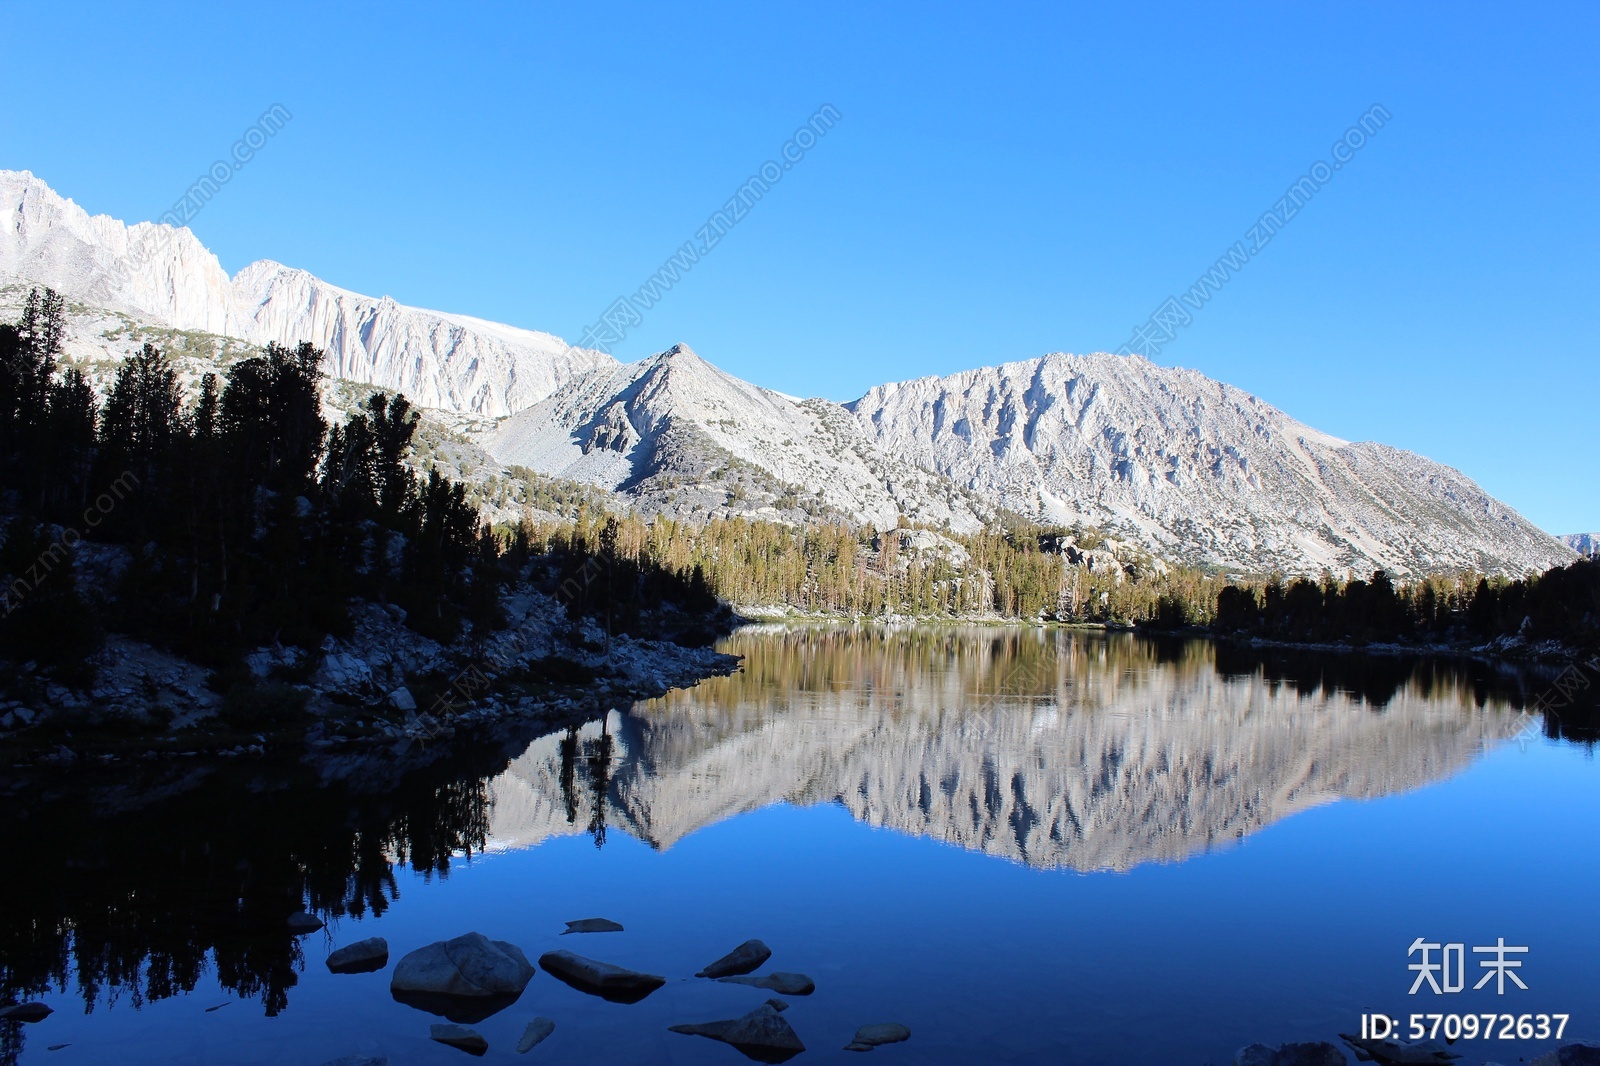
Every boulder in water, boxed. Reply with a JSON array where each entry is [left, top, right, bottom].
[[845, 1023, 911, 1052], [670, 1003, 805, 1063], [537, 950, 665, 1003], [0, 1002, 52, 1023], [717, 972, 814, 996], [327, 937, 389, 974], [391, 933, 536, 1022], [1236, 1043, 1349, 1066], [696, 939, 772, 978], [1530, 1045, 1600, 1066], [517, 1017, 556, 1053], [286, 911, 325, 934], [430, 1023, 489, 1055]]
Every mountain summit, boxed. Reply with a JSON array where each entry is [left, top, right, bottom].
[[847, 353, 1571, 574], [0, 169, 1573, 575], [0, 169, 612, 415]]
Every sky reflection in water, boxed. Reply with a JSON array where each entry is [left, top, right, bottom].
[[4, 627, 1596, 1065]]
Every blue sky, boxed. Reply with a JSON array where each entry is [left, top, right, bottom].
[[2, 2, 1595, 533]]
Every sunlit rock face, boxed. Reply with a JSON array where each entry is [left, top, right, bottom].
[[848, 354, 1572, 576], [0, 170, 613, 416], [485, 628, 1521, 872]]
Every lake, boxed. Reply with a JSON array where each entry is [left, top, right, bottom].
[[3, 626, 1597, 1065]]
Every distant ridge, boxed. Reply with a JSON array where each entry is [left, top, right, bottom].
[[0, 169, 612, 415], [1562, 533, 1599, 558], [0, 169, 1574, 575], [847, 354, 1573, 575]]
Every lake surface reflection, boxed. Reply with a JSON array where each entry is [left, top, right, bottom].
[[491, 628, 1528, 871], [4, 627, 1596, 1065]]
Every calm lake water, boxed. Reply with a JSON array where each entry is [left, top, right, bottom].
[[4, 626, 1598, 1065]]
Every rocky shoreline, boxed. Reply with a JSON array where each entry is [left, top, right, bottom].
[[0, 580, 742, 768]]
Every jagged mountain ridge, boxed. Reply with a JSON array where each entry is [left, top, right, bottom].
[[847, 353, 1572, 575], [484, 629, 1521, 872], [1, 168, 1570, 574], [0, 169, 612, 414], [1562, 533, 1599, 557], [487, 343, 987, 531]]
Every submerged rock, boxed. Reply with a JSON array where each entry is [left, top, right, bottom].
[[317, 1057, 389, 1066], [696, 939, 772, 978], [0, 1002, 52, 1022], [562, 918, 624, 934], [670, 1003, 805, 1063], [538, 950, 665, 1003], [1236, 1043, 1348, 1066], [391, 933, 536, 1022], [1338, 1034, 1457, 1064], [327, 937, 390, 974], [286, 911, 325, 934], [516, 1017, 556, 1053], [845, 1023, 911, 1052], [1531, 1045, 1600, 1066], [430, 1023, 489, 1055], [717, 972, 815, 996]]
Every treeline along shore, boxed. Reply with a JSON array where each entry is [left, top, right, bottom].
[[0, 288, 1594, 755]]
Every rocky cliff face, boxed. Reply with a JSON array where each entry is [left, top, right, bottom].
[[487, 344, 987, 531], [847, 353, 1572, 575], [1562, 533, 1599, 557], [2, 169, 1571, 575], [484, 629, 1521, 872], [0, 170, 612, 415]]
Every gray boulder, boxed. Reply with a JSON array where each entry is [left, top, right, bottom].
[[845, 1023, 911, 1052], [562, 918, 624, 934], [1237, 1043, 1348, 1066], [327, 937, 390, 974], [517, 1017, 556, 1053], [0, 1002, 52, 1022], [1338, 1034, 1457, 1064], [391, 933, 536, 1022], [538, 950, 665, 1003], [697, 939, 772, 978], [430, 1023, 488, 1055], [1532, 1045, 1600, 1066], [286, 911, 325, 934], [718, 972, 815, 996], [670, 1003, 805, 1063]]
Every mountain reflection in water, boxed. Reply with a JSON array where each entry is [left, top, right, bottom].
[[487, 627, 1529, 871], [0, 627, 1576, 1037]]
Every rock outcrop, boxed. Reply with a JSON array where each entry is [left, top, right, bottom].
[[848, 353, 1573, 575]]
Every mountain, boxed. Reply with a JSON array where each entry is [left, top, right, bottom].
[[484, 630, 1521, 872], [488, 343, 987, 530], [1563, 533, 1599, 557], [847, 353, 1573, 575], [0, 169, 611, 414], [1, 169, 1572, 575]]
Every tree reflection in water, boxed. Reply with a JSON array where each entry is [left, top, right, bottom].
[[0, 755, 494, 1033], [0, 627, 1591, 1059]]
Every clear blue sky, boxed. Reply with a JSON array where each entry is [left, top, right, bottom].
[[2, 2, 1595, 534]]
